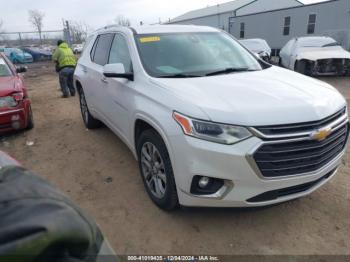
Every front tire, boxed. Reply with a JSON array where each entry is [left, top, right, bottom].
[[137, 129, 179, 210], [26, 105, 34, 130], [278, 58, 283, 67], [78, 88, 102, 129]]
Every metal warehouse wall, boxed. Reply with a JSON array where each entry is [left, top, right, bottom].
[[169, 12, 233, 32], [230, 0, 350, 50], [236, 0, 302, 16]]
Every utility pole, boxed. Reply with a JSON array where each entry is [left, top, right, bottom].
[[62, 19, 72, 46], [65, 20, 72, 46], [18, 32, 23, 47]]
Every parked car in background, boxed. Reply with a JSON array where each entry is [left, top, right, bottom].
[[23, 47, 52, 62], [72, 44, 84, 54], [74, 25, 348, 210], [4, 48, 33, 64], [239, 38, 272, 62], [41, 44, 56, 53], [0, 46, 5, 52], [0, 53, 34, 133], [279, 36, 350, 76]]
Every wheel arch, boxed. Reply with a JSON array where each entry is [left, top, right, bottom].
[[133, 114, 174, 163], [75, 79, 83, 93]]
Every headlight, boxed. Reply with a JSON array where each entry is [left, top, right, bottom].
[[173, 112, 252, 145], [0, 96, 18, 108]]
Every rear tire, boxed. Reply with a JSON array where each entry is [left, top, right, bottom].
[[78, 88, 102, 129], [137, 129, 179, 211]]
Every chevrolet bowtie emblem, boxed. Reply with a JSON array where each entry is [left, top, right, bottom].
[[310, 127, 332, 141]]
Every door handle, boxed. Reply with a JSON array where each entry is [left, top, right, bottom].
[[81, 65, 88, 73], [101, 77, 108, 84]]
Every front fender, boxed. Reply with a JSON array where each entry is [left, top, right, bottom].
[[132, 111, 176, 161]]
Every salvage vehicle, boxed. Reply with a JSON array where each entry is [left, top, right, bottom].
[[0, 53, 34, 133], [74, 25, 348, 210], [279, 36, 350, 76], [23, 47, 52, 62], [4, 48, 33, 64], [72, 44, 84, 54], [239, 38, 272, 62]]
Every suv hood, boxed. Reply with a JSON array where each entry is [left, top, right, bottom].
[[151, 66, 346, 126], [297, 46, 350, 61]]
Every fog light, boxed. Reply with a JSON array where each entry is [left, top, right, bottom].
[[12, 121, 21, 130], [198, 176, 210, 188], [11, 115, 20, 121], [191, 175, 225, 195]]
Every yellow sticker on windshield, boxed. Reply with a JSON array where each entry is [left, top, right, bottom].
[[139, 36, 160, 43]]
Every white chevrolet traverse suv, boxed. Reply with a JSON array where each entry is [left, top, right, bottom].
[[74, 25, 349, 210]]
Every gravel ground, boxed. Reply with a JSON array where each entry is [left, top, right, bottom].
[[1, 62, 349, 255]]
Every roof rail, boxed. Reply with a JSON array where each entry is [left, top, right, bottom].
[[93, 24, 122, 33]]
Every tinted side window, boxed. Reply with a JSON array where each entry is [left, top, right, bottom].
[[108, 34, 133, 73], [93, 34, 114, 66], [90, 36, 99, 60]]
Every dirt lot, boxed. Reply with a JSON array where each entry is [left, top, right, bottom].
[[1, 62, 350, 255]]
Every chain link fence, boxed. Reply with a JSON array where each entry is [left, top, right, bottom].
[[0, 30, 68, 48]]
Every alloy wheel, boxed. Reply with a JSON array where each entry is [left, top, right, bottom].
[[140, 142, 167, 199]]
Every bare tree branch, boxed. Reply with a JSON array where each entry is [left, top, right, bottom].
[[28, 10, 45, 45], [114, 15, 131, 26], [0, 19, 6, 43], [69, 21, 91, 44], [0, 19, 3, 33]]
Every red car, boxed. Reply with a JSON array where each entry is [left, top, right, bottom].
[[0, 52, 33, 134]]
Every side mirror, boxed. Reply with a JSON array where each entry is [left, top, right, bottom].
[[103, 63, 134, 81], [16, 66, 27, 73]]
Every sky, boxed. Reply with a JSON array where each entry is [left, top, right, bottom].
[[0, 0, 328, 32]]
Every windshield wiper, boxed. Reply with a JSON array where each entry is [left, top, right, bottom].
[[157, 74, 203, 78], [205, 67, 251, 76]]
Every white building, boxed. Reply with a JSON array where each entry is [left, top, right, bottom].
[[168, 0, 350, 51]]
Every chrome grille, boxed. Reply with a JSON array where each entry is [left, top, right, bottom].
[[255, 107, 346, 136], [251, 108, 349, 178]]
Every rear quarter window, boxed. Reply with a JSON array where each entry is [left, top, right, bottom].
[[91, 34, 114, 66]]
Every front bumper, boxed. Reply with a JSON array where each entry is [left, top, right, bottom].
[[169, 133, 347, 207], [0, 103, 28, 133]]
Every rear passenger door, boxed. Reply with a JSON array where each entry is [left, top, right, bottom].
[[87, 33, 114, 119]]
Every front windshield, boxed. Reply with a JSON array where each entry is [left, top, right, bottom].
[[136, 32, 263, 78], [0, 58, 12, 77]]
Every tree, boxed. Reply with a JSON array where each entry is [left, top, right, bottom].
[[114, 15, 131, 26], [28, 10, 45, 45], [69, 21, 91, 44], [0, 19, 4, 33], [0, 19, 6, 44]]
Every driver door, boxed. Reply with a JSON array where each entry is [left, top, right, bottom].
[[102, 33, 134, 142]]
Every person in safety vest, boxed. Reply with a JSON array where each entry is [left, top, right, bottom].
[[52, 40, 77, 98]]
